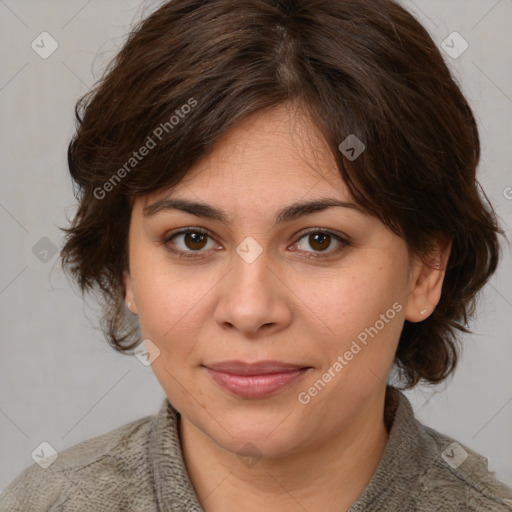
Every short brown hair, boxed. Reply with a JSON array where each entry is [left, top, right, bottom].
[[61, 0, 504, 389]]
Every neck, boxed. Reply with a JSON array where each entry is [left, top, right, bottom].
[[180, 386, 392, 512]]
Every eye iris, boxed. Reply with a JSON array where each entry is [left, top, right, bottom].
[[309, 233, 330, 251], [185, 232, 207, 250]]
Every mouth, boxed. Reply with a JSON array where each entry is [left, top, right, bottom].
[[202, 360, 312, 399]]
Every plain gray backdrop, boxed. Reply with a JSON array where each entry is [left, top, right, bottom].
[[1, 0, 511, 492]]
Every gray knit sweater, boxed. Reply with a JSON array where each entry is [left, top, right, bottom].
[[1, 387, 511, 511]]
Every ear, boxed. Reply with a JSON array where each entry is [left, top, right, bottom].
[[123, 270, 139, 315], [404, 234, 452, 323]]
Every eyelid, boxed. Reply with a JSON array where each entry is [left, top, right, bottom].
[[161, 226, 350, 259], [290, 228, 350, 258], [293, 227, 350, 243], [160, 226, 220, 250]]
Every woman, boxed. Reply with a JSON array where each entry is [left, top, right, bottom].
[[1, 0, 511, 510]]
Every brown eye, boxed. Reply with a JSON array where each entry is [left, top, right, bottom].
[[161, 228, 349, 261], [162, 228, 218, 259], [308, 232, 331, 252], [182, 232, 208, 250], [294, 230, 350, 259]]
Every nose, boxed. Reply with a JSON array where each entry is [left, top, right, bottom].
[[213, 245, 293, 339]]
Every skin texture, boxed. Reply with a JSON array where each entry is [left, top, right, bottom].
[[124, 103, 451, 511]]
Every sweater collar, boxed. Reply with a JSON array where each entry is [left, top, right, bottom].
[[149, 398, 204, 512], [149, 386, 433, 512], [347, 386, 437, 510]]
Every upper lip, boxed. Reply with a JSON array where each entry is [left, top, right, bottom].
[[204, 360, 310, 375]]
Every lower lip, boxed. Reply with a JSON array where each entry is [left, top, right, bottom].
[[204, 367, 310, 399]]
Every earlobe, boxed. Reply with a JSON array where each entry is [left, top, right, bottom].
[[404, 235, 452, 323], [123, 270, 138, 315]]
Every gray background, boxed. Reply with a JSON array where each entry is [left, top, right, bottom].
[[1, 0, 511, 492]]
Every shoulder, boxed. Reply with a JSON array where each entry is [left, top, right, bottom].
[[0, 413, 157, 512], [415, 423, 512, 511], [379, 388, 512, 511]]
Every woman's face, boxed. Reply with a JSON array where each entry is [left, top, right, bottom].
[[124, 103, 443, 460]]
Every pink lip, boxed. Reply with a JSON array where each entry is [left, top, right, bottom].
[[203, 360, 311, 399]]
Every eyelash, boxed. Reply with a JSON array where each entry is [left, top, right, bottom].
[[160, 227, 350, 260]]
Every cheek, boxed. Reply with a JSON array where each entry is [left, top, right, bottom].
[[291, 261, 407, 390], [292, 263, 405, 337], [135, 271, 208, 342], [129, 233, 201, 324], [131, 257, 232, 377]]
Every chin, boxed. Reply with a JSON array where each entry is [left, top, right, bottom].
[[208, 416, 304, 460]]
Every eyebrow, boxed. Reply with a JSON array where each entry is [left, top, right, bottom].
[[143, 197, 366, 225]]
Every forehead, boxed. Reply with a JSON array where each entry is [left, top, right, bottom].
[[144, 103, 353, 207]]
